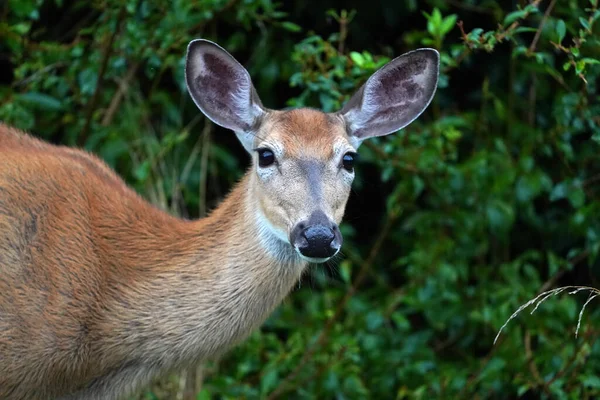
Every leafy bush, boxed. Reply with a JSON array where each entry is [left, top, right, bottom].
[[1, 0, 599, 398]]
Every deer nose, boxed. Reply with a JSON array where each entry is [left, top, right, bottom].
[[299, 225, 336, 258], [290, 211, 342, 261]]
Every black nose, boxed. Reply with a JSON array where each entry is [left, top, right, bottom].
[[290, 210, 342, 260], [299, 225, 336, 258]]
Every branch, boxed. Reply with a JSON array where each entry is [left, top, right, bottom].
[[538, 248, 591, 293], [525, 330, 553, 396], [101, 61, 140, 126], [266, 213, 398, 399], [528, 0, 557, 53], [457, 336, 504, 397]]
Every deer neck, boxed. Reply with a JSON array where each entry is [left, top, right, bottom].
[[100, 171, 307, 367]]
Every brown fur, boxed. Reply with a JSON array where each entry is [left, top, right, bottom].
[[267, 109, 343, 158], [0, 39, 439, 398], [0, 110, 353, 400]]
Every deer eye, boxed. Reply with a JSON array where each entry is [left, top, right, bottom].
[[256, 148, 276, 167], [342, 152, 357, 172]]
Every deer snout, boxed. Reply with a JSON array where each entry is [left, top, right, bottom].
[[290, 210, 342, 262]]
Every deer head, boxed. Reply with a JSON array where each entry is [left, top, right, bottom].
[[185, 39, 439, 263]]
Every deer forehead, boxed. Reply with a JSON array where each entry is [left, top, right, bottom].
[[257, 108, 353, 160]]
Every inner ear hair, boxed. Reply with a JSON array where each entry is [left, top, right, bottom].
[[340, 48, 440, 141], [185, 39, 266, 135]]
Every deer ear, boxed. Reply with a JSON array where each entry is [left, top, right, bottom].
[[185, 39, 266, 151], [340, 49, 439, 143]]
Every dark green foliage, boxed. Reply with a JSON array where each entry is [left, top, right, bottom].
[[1, 0, 600, 398]]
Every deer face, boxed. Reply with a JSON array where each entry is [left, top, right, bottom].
[[185, 39, 439, 262], [247, 109, 354, 262]]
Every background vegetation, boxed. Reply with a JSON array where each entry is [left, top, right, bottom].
[[1, 0, 600, 398]]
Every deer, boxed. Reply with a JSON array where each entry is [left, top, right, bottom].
[[0, 39, 439, 399]]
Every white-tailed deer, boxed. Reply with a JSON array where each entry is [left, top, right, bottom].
[[0, 39, 439, 399]]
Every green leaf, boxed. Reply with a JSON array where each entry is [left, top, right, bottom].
[[556, 19, 566, 43], [339, 260, 352, 284], [592, 131, 600, 144], [583, 57, 600, 65], [443, 127, 462, 141], [567, 186, 586, 208], [579, 17, 591, 31], [516, 172, 551, 202], [517, 384, 531, 397], [11, 23, 31, 35], [523, 4, 539, 13], [196, 389, 211, 400], [550, 181, 569, 201], [78, 68, 98, 95], [581, 375, 600, 388], [547, 252, 563, 276], [17, 92, 63, 111], [513, 27, 539, 33], [350, 51, 365, 67], [260, 369, 278, 394], [440, 14, 457, 36], [486, 199, 515, 233], [512, 45, 528, 57], [425, 8, 443, 36], [8, 0, 37, 17], [551, 179, 585, 208], [432, 8, 442, 25], [504, 10, 528, 25], [468, 28, 484, 41], [281, 21, 301, 32], [133, 160, 151, 182]]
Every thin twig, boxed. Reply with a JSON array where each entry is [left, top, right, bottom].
[[58, 10, 100, 43], [524, 330, 553, 396], [547, 328, 598, 387], [583, 173, 600, 187], [457, 21, 471, 48], [179, 129, 204, 190], [458, 336, 504, 397], [538, 248, 591, 293], [528, 0, 557, 53], [79, 6, 126, 146], [282, 345, 347, 394], [363, 141, 420, 173], [14, 62, 66, 87], [336, 11, 352, 54], [198, 122, 212, 217], [101, 61, 141, 126], [528, 73, 536, 126], [190, 0, 239, 32], [447, 0, 496, 14]]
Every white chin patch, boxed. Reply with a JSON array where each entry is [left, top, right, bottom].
[[294, 247, 337, 264]]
